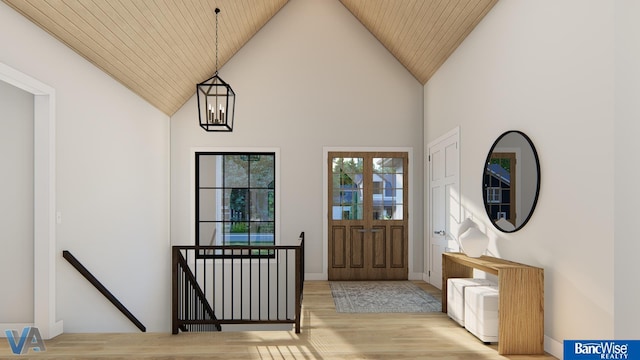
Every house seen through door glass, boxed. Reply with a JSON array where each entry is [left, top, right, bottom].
[[196, 152, 275, 251], [331, 156, 404, 221], [372, 157, 404, 220], [332, 157, 364, 220]]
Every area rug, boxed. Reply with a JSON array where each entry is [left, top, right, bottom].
[[330, 281, 441, 313]]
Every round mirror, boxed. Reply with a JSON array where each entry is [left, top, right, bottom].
[[482, 130, 540, 232]]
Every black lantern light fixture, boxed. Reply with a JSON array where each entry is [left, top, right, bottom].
[[197, 8, 235, 132]]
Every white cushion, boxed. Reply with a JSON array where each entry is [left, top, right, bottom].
[[447, 278, 496, 326], [464, 285, 499, 343]]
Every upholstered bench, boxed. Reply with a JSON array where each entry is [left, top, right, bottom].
[[447, 278, 496, 326], [464, 285, 499, 343]]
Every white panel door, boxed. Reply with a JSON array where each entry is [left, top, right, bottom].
[[427, 128, 460, 289]]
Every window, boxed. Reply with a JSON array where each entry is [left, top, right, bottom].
[[373, 181, 383, 195], [196, 152, 275, 248], [486, 187, 502, 203]]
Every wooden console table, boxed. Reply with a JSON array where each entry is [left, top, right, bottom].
[[442, 252, 544, 355]]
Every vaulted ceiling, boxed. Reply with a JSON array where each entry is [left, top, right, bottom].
[[2, 0, 497, 116]]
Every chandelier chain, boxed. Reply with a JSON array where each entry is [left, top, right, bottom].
[[215, 8, 219, 75]]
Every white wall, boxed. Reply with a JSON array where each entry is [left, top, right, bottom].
[[425, 0, 615, 355], [170, 0, 424, 277], [614, 0, 640, 339], [0, 2, 170, 332], [0, 80, 34, 323]]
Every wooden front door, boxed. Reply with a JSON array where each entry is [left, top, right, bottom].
[[328, 152, 408, 280]]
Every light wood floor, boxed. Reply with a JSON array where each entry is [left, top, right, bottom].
[[0, 281, 557, 359]]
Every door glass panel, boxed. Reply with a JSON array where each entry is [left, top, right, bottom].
[[332, 157, 363, 220], [372, 158, 403, 220]]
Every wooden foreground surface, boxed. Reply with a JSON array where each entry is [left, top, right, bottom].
[[0, 281, 557, 359]]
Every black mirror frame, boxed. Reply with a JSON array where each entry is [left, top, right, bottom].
[[482, 130, 541, 233]]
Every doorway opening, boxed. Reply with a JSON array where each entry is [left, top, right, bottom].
[[0, 63, 62, 339]]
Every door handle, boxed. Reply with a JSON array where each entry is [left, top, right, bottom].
[[434, 230, 445, 236], [370, 229, 382, 233]]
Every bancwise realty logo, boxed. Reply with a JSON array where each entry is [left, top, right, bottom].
[[4, 327, 46, 355], [564, 340, 640, 360]]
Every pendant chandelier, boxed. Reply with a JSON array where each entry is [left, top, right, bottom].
[[197, 8, 235, 132]]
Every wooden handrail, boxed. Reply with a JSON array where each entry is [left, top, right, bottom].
[[62, 250, 146, 332]]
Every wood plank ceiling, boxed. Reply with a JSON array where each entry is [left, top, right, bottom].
[[2, 0, 497, 116]]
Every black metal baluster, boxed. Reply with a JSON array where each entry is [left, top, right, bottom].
[[275, 248, 278, 320], [203, 247, 207, 321], [222, 254, 225, 319], [215, 253, 219, 319], [231, 249, 234, 319], [286, 249, 289, 320], [258, 253, 262, 320], [249, 251, 253, 321], [267, 247, 271, 320], [240, 255, 244, 320]]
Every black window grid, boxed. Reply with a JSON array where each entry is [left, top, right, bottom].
[[195, 152, 276, 248]]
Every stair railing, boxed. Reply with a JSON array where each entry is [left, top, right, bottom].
[[172, 232, 305, 334], [173, 248, 222, 332]]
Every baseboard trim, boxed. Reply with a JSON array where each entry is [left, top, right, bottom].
[[305, 273, 327, 281], [409, 272, 423, 280], [545, 335, 563, 359]]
